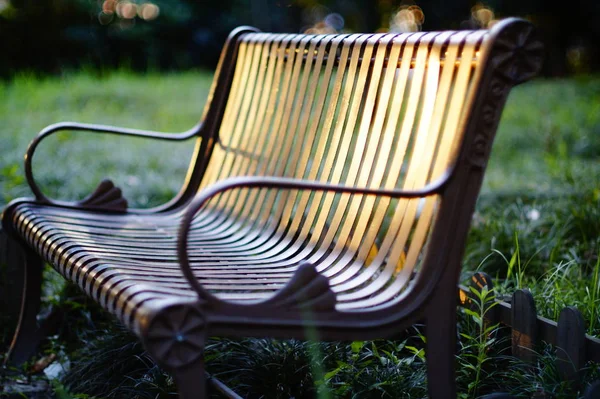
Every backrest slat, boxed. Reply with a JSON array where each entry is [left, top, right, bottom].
[[387, 31, 484, 286], [193, 27, 501, 300]]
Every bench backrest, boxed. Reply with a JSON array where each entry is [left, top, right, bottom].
[[178, 19, 542, 302]]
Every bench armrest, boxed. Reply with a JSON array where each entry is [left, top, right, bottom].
[[177, 172, 452, 300], [24, 121, 202, 206]]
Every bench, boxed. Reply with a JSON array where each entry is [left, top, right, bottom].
[[1, 18, 543, 398]]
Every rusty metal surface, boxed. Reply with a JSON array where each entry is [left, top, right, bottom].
[[2, 18, 544, 398]]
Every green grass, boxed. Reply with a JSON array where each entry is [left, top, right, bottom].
[[0, 71, 599, 398], [467, 77, 600, 336], [483, 77, 600, 193], [0, 69, 213, 207]]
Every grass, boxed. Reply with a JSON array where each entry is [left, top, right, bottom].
[[0, 70, 599, 398], [0, 69, 213, 207]]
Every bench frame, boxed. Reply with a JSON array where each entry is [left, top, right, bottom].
[[1, 18, 543, 398]]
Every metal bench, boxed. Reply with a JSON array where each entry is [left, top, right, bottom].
[[1, 18, 543, 398]]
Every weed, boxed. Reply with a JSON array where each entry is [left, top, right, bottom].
[[457, 284, 503, 398]]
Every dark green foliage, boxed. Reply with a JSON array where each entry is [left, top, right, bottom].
[[205, 338, 315, 398], [318, 339, 428, 398], [0, 0, 238, 77], [62, 323, 177, 399], [204, 338, 429, 398], [1, 1, 600, 78], [493, 344, 600, 398]]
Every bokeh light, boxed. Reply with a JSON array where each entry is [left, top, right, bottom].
[[99, 1, 160, 25], [102, 0, 117, 14], [325, 13, 344, 31], [390, 5, 424, 32], [303, 8, 344, 34], [471, 3, 496, 28], [0, 0, 16, 18], [139, 3, 160, 21], [566, 44, 591, 74], [116, 1, 137, 19]]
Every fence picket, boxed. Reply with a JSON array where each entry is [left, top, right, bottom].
[[459, 276, 600, 387], [557, 306, 586, 383], [511, 289, 538, 364]]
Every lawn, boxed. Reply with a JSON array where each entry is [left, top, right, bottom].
[[0, 70, 599, 398]]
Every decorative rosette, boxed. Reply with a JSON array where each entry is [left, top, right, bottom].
[[491, 21, 544, 84], [144, 303, 206, 369]]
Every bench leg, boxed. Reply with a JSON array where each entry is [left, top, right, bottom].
[[173, 358, 206, 399], [142, 302, 210, 398], [425, 291, 458, 399], [1, 229, 44, 366]]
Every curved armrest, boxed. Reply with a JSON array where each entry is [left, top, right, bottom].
[[177, 171, 452, 301], [25, 121, 202, 205]]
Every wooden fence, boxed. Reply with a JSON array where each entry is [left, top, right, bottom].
[[460, 272, 600, 398]]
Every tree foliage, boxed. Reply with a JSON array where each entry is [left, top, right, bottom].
[[0, 0, 598, 77]]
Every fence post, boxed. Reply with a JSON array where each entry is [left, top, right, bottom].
[[557, 306, 585, 383], [511, 289, 537, 363]]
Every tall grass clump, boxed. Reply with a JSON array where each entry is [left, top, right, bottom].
[[465, 183, 600, 335], [495, 344, 600, 398]]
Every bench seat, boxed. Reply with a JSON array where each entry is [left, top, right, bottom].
[[9, 193, 427, 331]]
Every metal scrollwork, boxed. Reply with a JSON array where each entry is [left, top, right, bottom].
[[468, 20, 544, 168], [264, 262, 337, 312], [468, 74, 509, 169], [77, 179, 128, 211], [144, 303, 206, 369]]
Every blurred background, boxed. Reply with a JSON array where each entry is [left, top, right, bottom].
[[0, 0, 598, 79], [1, 3, 599, 397]]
